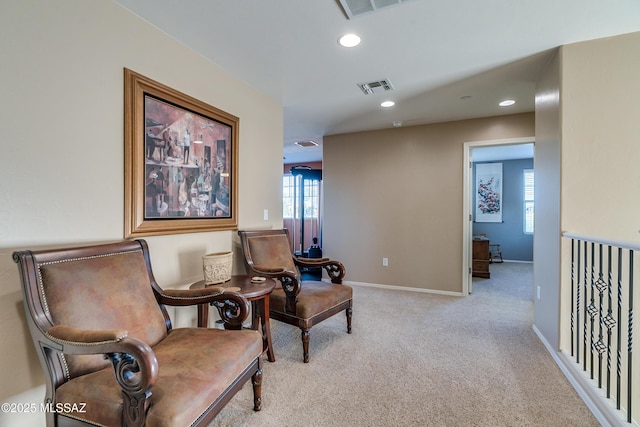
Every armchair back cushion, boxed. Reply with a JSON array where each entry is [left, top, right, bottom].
[[246, 233, 299, 279], [39, 250, 168, 379]]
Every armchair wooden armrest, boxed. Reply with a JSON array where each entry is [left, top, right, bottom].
[[294, 257, 346, 283], [250, 265, 289, 275], [158, 286, 226, 305], [158, 287, 251, 329], [252, 265, 298, 284], [294, 257, 330, 264], [46, 324, 159, 425], [252, 264, 301, 313], [253, 265, 300, 292]]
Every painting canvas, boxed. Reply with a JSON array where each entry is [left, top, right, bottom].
[[475, 162, 502, 223], [144, 96, 231, 219]]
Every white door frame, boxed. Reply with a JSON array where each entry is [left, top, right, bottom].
[[462, 136, 535, 295]]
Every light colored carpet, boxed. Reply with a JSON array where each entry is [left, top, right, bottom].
[[210, 262, 600, 426]]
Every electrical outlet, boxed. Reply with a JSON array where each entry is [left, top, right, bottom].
[[537, 286, 541, 300], [263, 209, 269, 221], [382, 258, 389, 267]]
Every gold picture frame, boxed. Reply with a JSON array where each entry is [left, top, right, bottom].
[[124, 68, 238, 237]]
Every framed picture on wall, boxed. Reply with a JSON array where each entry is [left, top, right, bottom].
[[124, 68, 238, 237], [475, 162, 502, 223]]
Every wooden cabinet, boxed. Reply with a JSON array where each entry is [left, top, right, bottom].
[[472, 238, 490, 278]]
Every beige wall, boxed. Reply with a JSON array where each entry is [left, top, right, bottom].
[[555, 32, 640, 351], [323, 113, 534, 293], [560, 31, 640, 242], [528, 32, 640, 421], [533, 50, 561, 347], [0, 0, 283, 400]]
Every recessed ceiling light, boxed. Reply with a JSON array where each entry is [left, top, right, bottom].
[[381, 100, 395, 108], [392, 121, 403, 127], [499, 99, 516, 107], [338, 33, 361, 47]]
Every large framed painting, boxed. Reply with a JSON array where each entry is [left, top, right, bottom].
[[475, 162, 502, 223], [124, 68, 238, 237]]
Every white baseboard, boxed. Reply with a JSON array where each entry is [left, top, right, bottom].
[[346, 280, 464, 297], [533, 325, 636, 427]]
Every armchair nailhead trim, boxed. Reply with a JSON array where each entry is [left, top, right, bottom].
[[44, 332, 128, 346], [59, 353, 71, 381]]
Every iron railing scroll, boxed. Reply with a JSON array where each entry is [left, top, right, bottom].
[[564, 233, 638, 424]]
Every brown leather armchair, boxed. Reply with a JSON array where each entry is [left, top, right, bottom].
[[13, 239, 263, 427], [238, 229, 352, 363]]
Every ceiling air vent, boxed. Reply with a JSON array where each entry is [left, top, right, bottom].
[[338, 0, 413, 19], [357, 79, 394, 95], [295, 140, 319, 148]]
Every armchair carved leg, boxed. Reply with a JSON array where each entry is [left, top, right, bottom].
[[346, 307, 353, 334], [252, 366, 263, 411], [301, 329, 310, 363]]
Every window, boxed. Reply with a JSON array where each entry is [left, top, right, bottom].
[[523, 169, 534, 234], [283, 174, 296, 219], [302, 179, 320, 219], [282, 174, 320, 219]]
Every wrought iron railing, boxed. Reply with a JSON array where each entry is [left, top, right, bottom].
[[564, 233, 639, 424]]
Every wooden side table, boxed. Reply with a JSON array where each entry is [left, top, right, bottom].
[[189, 275, 277, 362], [472, 238, 491, 278]]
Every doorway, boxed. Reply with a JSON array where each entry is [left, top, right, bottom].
[[284, 165, 323, 256], [462, 137, 535, 295]]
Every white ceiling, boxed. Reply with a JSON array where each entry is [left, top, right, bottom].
[[112, 0, 640, 164]]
